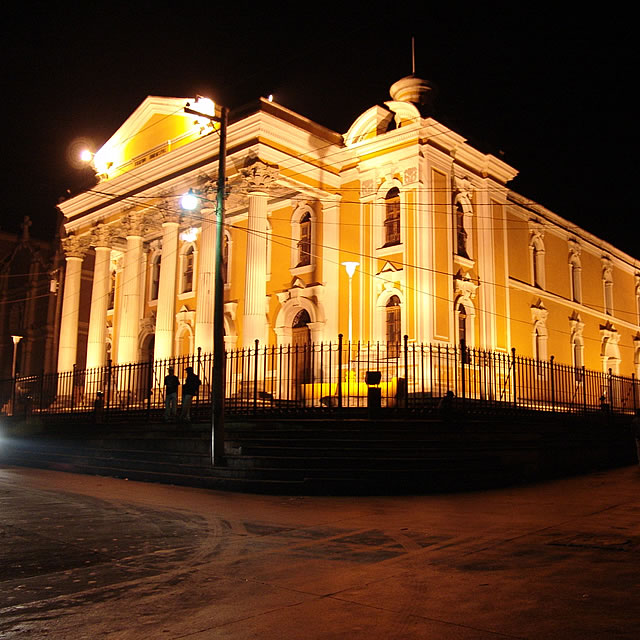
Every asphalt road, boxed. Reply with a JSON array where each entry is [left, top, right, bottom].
[[1, 465, 639, 639]]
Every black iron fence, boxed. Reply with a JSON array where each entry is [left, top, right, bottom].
[[1, 336, 638, 420]]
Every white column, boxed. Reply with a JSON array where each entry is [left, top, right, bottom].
[[321, 198, 340, 342], [86, 237, 112, 369], [243, 191, 269, 347], [155, 217, 179, 361], [57, 236, 88, 373], [195, 207, 215, 354], [116, 217, 144, 364], [240, 160, 278, 348]]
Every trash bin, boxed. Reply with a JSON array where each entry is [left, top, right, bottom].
[[366, 371, 382, 416]]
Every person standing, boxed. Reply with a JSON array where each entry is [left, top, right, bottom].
[[164, 367, 179, 422], [180, 366, 201, 423]]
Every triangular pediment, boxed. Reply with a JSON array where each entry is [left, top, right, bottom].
[[378, 261, 400, 275], [94, 96, 213, 179]]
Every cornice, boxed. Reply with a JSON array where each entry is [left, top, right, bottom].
[[508, 191, 640, 271], [60, 109, 344, 222], [509, 277, 640, 333]]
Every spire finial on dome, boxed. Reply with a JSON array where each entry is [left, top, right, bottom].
[[389, 37, 434, 111]]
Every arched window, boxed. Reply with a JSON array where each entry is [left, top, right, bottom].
[[222, 232, 230, 285], [572, 336, 584, 381], [534, 327, 543, 361], [386, 295, 401, 357], [600, 330, 620, 374], [569, 258, 582, 303], [291, 206, 314, 273], [531, 318, 548, 363], [181, 246, 194, 294], [603, 267, 614, 316], [531, 242, 545, 288], [297, 212, 311, 267], [384, 188, 401, 246], [150, 254, 161, 301], [458, 303, 467, 345]]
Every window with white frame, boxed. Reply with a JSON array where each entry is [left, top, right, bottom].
[[455, 203, 469, 258], [150, 253, 161, 301], [531, 303, 548, 364], [181, 245, 195, 294], [383, 188, 401, 247], [530, 235, 545, 288], [291, 205, 314, 273], [600, 325, 620, 374], [222, 230, 231, 286], [602, 261, 613, 316], [297, 212, 311, 267], [386, 295, 401, 357], [569, 255, 582, 303]]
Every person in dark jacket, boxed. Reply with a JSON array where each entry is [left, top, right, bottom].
[[164, 367, 179, 422], [180, 366, 201, 423]]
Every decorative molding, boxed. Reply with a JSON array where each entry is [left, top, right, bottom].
[[239, 158, 280, 194], [601, 256, 613, 281], [454, 270, 478, 301], [568, 238, 581, 258], [530, 299, 549, 325], [453, 175, 474, 215], [61, 233, 90, 259], [92, 223, 114, 248]]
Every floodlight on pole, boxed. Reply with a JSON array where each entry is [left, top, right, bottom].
[[10, 335, 22, 417], [341, 261, 359, 343], [182, 98, 228, 467]]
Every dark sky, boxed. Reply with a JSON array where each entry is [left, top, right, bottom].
[[3, 4, 636, 257]]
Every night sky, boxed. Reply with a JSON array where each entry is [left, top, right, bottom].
[[3, 4, 636, 258]]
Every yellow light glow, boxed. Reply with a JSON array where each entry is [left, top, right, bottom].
[[193, 96, 215, 117], [180, 227, 199, 243], [80, 149, 93, 163], [93, 148, 113, 176]]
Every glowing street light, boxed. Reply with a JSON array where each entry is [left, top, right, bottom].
[[180, 189, 199, 211], [11, 335, 22, 379], [10, 335, 22, 416], [342, 261, 359, 343]]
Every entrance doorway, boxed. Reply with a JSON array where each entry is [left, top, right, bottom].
[[292, 310, 311, 391]]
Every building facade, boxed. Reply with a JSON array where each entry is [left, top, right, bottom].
[[55, 77, 640, 381], [0, 219, 60, 380]]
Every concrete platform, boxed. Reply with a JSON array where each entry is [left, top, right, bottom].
[[1, 464, 639, 638]]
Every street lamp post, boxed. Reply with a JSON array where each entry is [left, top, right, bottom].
[[182, 100, 228, 466], [341, 262, 359, 343], [10, 335, 22, 416]]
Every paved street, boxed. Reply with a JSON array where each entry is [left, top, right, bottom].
[[1, 464, 639, 639]]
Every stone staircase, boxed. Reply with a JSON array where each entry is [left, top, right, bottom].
[[1, 413, 635, 495]]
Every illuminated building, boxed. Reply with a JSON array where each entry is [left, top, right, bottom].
[[55, 77, 640, 379]]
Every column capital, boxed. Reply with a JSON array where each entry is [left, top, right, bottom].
[[122, 210, 151, 237], [61, 233, 90, 259], [239, 158, 279, 195], [91, 223, 114, 248], [162, 209, 181, 225]]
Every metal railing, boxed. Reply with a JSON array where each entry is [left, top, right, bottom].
[[1, 336, 637, 420]]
